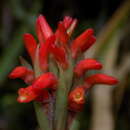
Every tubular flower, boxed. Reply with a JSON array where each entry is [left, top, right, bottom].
[[23, 33, 37, 62], [9, 66, 34, 84], [74, 59, 102, 76], [36, 15, 53, 42], [84, 73, 118, 88], [68, 86, 86, 112], [9, 14, 118, 113], [71, 28, 94, 58]]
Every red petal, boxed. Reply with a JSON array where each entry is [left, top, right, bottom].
[[81, 35, 96, 52], [85, 74, 118, 87], [71, 28, 94, 58], [55, 22, 69, 45], [50, 45, 68, 69], [39, 35, 56, 71], [23, 33, 37, 62], [37, 15, 53, 41], [74, 59, 102, 76], [17, 86, 37, 103], [68, 86, 85, 112], [33, 72, 58, 90]]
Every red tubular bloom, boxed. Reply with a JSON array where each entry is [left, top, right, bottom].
[[36, 15, 53, 41], [84, 73, 118, 87], [9, 66, 34, 84], [17, 86, 38, 103], [71, 28, 94, 58], [68, 86, 86, 112], [9, 66, 29, 79], [36, 18, 45, 43], [39, 35, 56, 71], [32, 72, 58, 90], [81, 35, 96, 52], [55, 22, 69, 45], [23, 33, 37, 62], [74, 59, 102, 76], [50, 44, 68, 69]]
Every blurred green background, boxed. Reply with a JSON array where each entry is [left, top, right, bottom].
[[0, 0, 130, 130]]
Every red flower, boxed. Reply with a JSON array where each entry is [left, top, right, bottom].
[[84, 73, 118, 87], [36, 15, 53, 42], [81, 35, 96, 52], [23, 33, 37, 62], [71, 28, 95, 58], [74, 59, 102, 76], [9, 66, 34, 84], [17, 85, 50, 103], [68, 86, 86, 112]]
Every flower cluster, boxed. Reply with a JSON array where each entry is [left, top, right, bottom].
[[9, 15, 118, 112]]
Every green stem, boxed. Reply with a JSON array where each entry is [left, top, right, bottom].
[[34, 102, 51, 130], [55, 55, 74, 130], [69, 114, 81, 130]]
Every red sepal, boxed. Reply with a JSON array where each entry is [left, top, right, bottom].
[[33, 72, 58, 90], [55, 22, 69, 45], [71, 28, 94, 58], [74, 59, 102, 76], [85, 74, 118, 87], [8, 66, 34, 84], [39, 35, 56, 71], [23, 33, 37, 62], [68, 86, 85, 112], [36, 15, 53, 41]]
